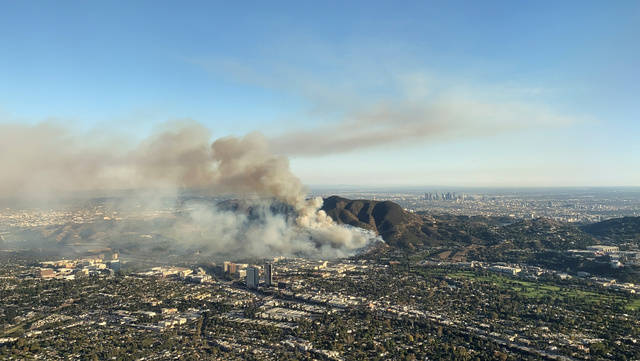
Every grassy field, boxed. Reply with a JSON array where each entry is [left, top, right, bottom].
[[625, 298, 640, 311], [446, 270, 640, 310]]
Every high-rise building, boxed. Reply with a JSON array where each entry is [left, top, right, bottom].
[[264, 263, 273, 287], [223, 261, 237, 275], [108, 260, 121, 272], [246, 267, 259, 289]]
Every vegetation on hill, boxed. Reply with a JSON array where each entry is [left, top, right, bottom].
[[581, 216, 640, 242], [322, 196, 598, 251], [321, 196, 424, 248], [5, 196, 636, 257], [501, 218, 596, 250]]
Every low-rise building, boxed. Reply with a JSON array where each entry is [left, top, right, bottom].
[[39, 268, 56, 279], [587, 245, 619, 254], [489, 265, 522, 276]]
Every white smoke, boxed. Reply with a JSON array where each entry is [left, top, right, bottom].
[[0, 120, 381, 258], [174, 199, 376, 259]]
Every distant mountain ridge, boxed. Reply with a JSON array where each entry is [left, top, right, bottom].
[[321, 196, 603, 250], [3, 196, 634, 256]]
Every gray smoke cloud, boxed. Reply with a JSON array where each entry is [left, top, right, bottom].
[[0, 120, 380, 258], [269, 98, 578, 157], [171, 199, 374, 259], [0, 120, 300, 201], [193, 55, 578, 157]]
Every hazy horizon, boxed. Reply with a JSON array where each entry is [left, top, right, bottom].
[[1, 1, 639, 190]]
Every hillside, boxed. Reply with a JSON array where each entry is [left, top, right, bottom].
[[322, 196, 600, 251], [501, 218, 596, 250], [321, 196, 426, 248], [321, 196, 510, 248], [3, 196, 623, 256], [581, 216, 640, 242]]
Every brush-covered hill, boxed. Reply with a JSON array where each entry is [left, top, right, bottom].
[[321, 196, 600, 250], [321, 196, 425, 248], [321, 196, 507, 249], [501, 217, 596, 250], [581, 216, 640, 242], [4, 195, 628, 256]]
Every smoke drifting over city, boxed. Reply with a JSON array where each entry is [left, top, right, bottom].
[[0, 120, 380, 258]]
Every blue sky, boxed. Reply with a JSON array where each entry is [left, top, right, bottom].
[[1, 1, 638, 186]]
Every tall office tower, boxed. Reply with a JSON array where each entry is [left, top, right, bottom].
[[224, 261, 237, 275], [264, 263, 273, 287], [246, 267, 259, 289]]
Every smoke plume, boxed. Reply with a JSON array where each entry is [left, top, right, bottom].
[[194, 56, 578, 157], [173, 199, 374, 259], [268, 99, 577, 156], [0, 120, 380, 258]]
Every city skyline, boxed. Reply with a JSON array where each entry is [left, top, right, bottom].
[[1, 1, 639, 187]]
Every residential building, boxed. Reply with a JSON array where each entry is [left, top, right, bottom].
[[246, 267, 259, 289]]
